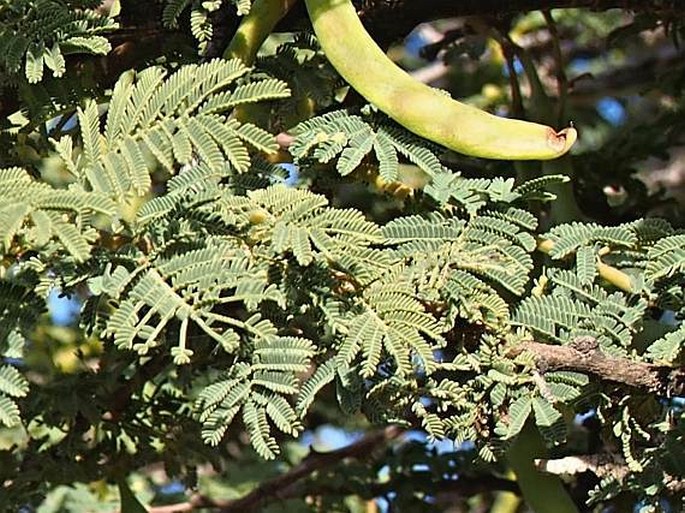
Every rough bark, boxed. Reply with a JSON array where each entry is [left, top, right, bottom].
[[508, 337, 685, 396]]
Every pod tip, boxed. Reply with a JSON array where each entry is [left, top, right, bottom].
[[548, 126, 578, 155]]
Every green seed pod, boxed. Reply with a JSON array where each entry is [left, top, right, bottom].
[[305, 0, 577, 160]]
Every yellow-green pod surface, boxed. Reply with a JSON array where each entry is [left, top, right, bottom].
[[305, 0, 577, 160], [224, 0, 298, 63]]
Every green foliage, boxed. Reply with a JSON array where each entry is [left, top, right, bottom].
[[196, 336, 314, 457], [0, 0, 116, 83], [544, 221, 637, 259], [426, 173, 569, 215], [0, 3, 684, 513], [162, 0, 253, 54], [0, 166, 115, 261], [291, 109, 448, 180], [646, 323, 685, 363], [256, 33, 342, 128], [0, 363, 29, 427], [56, 59, 289, 206]]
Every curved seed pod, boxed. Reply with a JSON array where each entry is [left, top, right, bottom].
[[304, 0, 577, 160]]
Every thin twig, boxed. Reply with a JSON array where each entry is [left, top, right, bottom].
[[500, 38, 526, 117], [542, 10, 570, 125]]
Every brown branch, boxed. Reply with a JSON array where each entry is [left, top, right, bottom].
[[536, 454, 685, 493], [148, 440, 521, 513], [138, 426, 403, 513], [145, 472, 520, 513], [216, 425, 402, 512], [328, 0, 683, 48], [508, 336, 685, 396]]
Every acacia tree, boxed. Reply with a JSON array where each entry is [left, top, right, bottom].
[[0, 1, 684, 512]]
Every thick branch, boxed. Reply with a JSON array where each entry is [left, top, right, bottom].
[[278, 0, 685, 47], [509, 337, 685, 396]]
